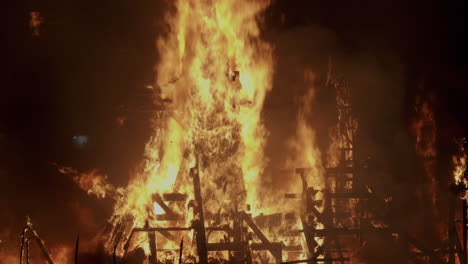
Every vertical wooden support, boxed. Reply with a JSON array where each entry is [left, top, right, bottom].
[[20, 228, 27, 264], [463, 200, 467, 264], [191, 165, 208, 264], [232, 210, 243, 262], [20, 218, 54, 264], [26, 239, 30, 264], [146, 221, 158, 264], [449, 193, 456, 264], [179, 239, 184, 264]]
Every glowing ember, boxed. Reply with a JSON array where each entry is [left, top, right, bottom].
[[29, 11, 43, 37]]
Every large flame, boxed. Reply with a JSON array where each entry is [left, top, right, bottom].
[[57, 1, 334, 262], [102, 0, 274, 258], [153, 0, 274, 212]]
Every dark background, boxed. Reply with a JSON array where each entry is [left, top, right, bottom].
[[1, 0, 468, 259]]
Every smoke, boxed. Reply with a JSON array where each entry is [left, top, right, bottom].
[[262, 25, 337, 191], [261, 11, 464, 260], [262, 23, 408, 194]]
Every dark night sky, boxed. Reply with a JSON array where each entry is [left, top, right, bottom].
[[1, 0, 468, 257]]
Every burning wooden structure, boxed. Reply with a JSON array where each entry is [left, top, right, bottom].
[[19, 216, 54, 264], [21, 61, 468, 264], [11, 0, 468, 263]]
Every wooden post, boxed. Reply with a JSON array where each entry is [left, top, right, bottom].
[[463, 200, 467, 264], [179, 239, 184, 264], [449, 193, 456, 264], [146, 221, 158, 264], [74, 234, 79, 264], [21, 217, 54, 264], [191, 165, 208, 264]]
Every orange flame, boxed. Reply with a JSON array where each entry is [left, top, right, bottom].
[[99, 0, 275, 257], [58, 165, 120, 199]]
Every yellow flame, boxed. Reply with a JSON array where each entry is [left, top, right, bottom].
[[453, 142, 467, 200], [453, 153, 467, 185], [103, 0, 274, 256]]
